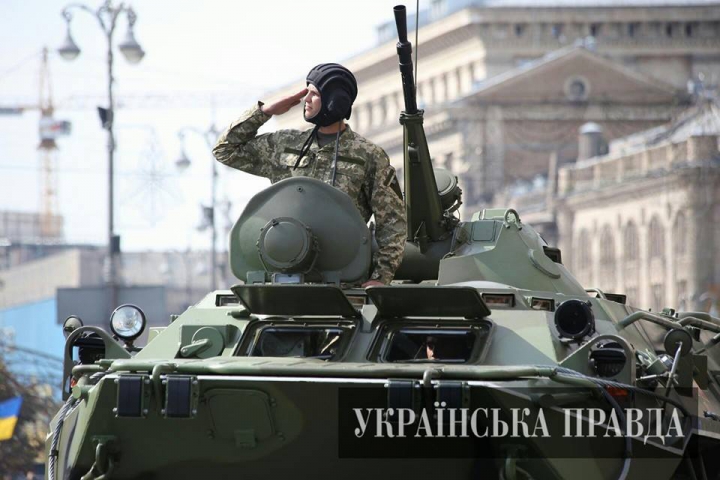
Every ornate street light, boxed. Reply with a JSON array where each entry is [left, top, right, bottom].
[[117, 8, 145, 64], [57, 1, 145, 312], [57, 24, 80, 60]]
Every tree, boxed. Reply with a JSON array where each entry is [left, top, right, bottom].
[[0, 351, 61, 475]]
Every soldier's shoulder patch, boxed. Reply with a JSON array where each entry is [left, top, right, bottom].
[[385, 168, 403, 200]]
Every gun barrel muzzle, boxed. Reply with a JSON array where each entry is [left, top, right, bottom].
[[394, 5, 408, 43]]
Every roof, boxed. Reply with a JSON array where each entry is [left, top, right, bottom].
[[375, 0, 720, 43], [649, 99, 720, 143], [609, 98, 720, 153], [456, 42, 678, 102]]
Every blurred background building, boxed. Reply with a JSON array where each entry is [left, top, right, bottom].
[[267, 0, 720, 312]]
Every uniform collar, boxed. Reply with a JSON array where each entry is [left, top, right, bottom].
[[303, 124, 355, 152]]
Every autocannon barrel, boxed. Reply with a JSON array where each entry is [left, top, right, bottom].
[[393, 5, 418, 114]]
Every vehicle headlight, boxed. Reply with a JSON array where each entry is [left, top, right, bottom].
[[554, 299, 595, 341], [110, 304, 146, 341]]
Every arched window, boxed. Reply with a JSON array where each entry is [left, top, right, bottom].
[[673, 212, 687, 256], [576, 229, 592, 278], [600, 226, 615, 265], [623, 222, 638, 261], [622, 221, 640, 304], [648, 216, 665, 259], [599, 226, 616, 291]]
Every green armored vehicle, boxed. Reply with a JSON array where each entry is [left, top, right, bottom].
[[48, 6, 720, 480]]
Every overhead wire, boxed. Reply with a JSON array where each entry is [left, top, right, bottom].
[[0, 49, 43, 83]]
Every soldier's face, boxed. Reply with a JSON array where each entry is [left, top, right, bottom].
[[304, 84, 322, 120]]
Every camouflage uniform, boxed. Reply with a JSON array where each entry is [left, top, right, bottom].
[[213, 103, 407, 284]]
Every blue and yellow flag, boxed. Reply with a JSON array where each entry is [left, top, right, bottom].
[[0, 396, 23, 441]]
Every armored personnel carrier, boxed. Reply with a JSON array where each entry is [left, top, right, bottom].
[[47, 6, 720, 480]]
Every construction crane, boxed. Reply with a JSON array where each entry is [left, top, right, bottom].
[[0, 48, 71, 239], [38, 47, 71, 238]]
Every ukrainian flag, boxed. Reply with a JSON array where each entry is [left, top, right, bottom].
[[0, 396, 22, 441]]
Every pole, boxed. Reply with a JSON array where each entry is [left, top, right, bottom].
[[210, 150, 217, 291], [207, 127, 218, 291], [106, 14, 118, 311], [60, 1, 144, 313], [178, 126, 221, 291]]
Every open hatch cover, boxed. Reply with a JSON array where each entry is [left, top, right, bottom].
[[366, 286, 491, 319], [230, 284, 360, 318]]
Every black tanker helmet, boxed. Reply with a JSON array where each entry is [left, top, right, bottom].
[[304, 63, 358, 127]]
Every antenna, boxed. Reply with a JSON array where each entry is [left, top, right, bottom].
[[414, 0, 419, 94]]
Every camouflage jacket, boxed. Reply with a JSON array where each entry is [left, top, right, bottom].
[[212, 103, 407, 284]]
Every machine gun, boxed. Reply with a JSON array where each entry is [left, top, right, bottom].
[[393, 5, 460, 280]]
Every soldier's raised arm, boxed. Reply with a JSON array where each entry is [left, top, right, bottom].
[[212, 89, 308, 178]]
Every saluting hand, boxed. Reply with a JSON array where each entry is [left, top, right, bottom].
[[261, 88, 308, 116]]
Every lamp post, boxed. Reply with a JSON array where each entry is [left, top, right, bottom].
[[57, 1, 145, 311], [176, 125, 221, 291]]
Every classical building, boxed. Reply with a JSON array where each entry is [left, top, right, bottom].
[[260, 0, 720, 311], [503, 99, 720, 312], [265, 0, 720, 216]]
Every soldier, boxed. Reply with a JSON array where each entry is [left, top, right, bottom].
[[213, 63, 406, 286]]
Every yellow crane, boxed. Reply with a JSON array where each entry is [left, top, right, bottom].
[[0, 48, 71, 239], [37, 47, 71, 238]]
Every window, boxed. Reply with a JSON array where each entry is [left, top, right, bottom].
[[652, 284, 665, 312], [648, 216, 665, 259], [371, 323, 491, 363], [577, 229, 592, 272], [515, 24, 525, 37], [590, 23, 600, 37], [624, 222, 639, 261], [240, 323, 355, 361], [250, 327, 345, 359], [625, 287, 638, 307], [552, 24, 563, 39], [600, 227, 615, 265], [677, 280, 688, 309], [628, 22, 640, 37], [599, 226, 615, 290], [570, 80, 585, 98], [623, 222, 640, 303], [383, 328, 480, 363], [564, 76, 590, 102], [685, 23, 696, 37]]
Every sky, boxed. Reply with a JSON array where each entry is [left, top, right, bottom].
[[0, 0, 417, 253]]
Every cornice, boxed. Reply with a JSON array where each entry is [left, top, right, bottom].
[[559, 164, 718, 209]]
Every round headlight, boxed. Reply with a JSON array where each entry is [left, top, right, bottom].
[[110, 304, 146, 341], [554, 299, 595, 340]]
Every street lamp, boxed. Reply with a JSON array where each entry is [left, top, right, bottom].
[[57, 1, 145, 312], [176, 125, 221, 291]]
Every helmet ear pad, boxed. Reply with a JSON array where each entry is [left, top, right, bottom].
[[325, 87, 353, 121]]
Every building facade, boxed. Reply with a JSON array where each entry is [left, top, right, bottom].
[[556, 103, 719, 312], [504, 100, 720, 312], [258, 0, 720, 312], [264, 0, 720, 215], [0, 247, 236, 335]]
